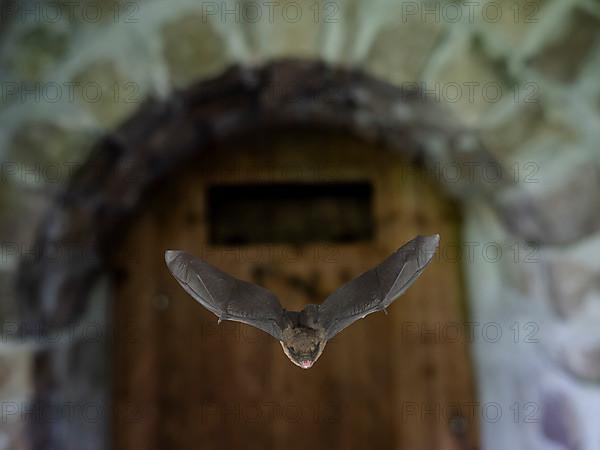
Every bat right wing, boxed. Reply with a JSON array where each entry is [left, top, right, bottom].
[[317, 235, 440, 340], [165, 250, 290, 341]]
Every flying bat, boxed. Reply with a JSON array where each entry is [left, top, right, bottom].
[[165, 234, 439, 369]]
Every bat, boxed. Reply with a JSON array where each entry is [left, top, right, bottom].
[[165, 234, 440, 369]]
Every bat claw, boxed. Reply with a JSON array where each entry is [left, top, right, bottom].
[[217, 318, 222, 324], [383, 308, 388, 315]]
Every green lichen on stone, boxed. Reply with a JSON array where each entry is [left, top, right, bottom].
[[160, 13, 229, 88], [365, 19, 446, 84], [71, 59, 141, 129], [10, 25, 69, 79], [474, 0, 548, 49], [3, 121, 95, 195], [250, 0, 328, 59]]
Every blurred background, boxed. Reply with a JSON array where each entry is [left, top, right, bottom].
[[1, 0, 599, 449]]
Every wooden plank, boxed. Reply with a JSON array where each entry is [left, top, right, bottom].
[[112, 218, 161, 450]]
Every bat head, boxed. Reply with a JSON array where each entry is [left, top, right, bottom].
[[280, 327, 326, 369]]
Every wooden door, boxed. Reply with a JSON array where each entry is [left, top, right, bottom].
[[112, 131, 478, 450]]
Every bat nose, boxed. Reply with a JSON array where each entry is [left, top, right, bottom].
[[300, 360, 313, 369]]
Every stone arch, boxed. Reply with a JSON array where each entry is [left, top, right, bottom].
[[18, 59, 498, 330]]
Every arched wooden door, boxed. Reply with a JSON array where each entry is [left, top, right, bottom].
[[112, 131, 478, 450]]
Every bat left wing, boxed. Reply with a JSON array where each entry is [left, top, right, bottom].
[[317, 234, 440, 340], [165, 250, 290, 341]]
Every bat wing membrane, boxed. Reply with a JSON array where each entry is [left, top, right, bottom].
[[317, 235, 440, 340], [165, 251, 289, 341]]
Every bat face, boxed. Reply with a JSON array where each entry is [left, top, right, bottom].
[[280, 328, 327, 369]]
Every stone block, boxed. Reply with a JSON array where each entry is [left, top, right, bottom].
[[480, 101, 545, 162], [0, 271, 18, 320], [160, 13, 229, 89], [540, 383, 582, 450], [421, 33, 512, 127], [541, 234, 600, 318], [245, 0, 325, 59], [552, 305, 600, 382], [561, 338, 600, 383], [474, 0, 548, 54], [495, 150, 600, 245], [545, 260, 598, 319], [71, 60, 142, 129], [527, 9, 600, 83], [365, 12, 445, 85], [3, 24, 69, 80], [3, 120, 94, 192], [5, 120, 93, 167], [0, 186, 50, 249]]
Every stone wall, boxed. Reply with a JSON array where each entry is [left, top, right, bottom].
[[0, 0, 599, 449]]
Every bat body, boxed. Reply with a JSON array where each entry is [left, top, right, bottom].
[[165, 234, 440, 369]]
